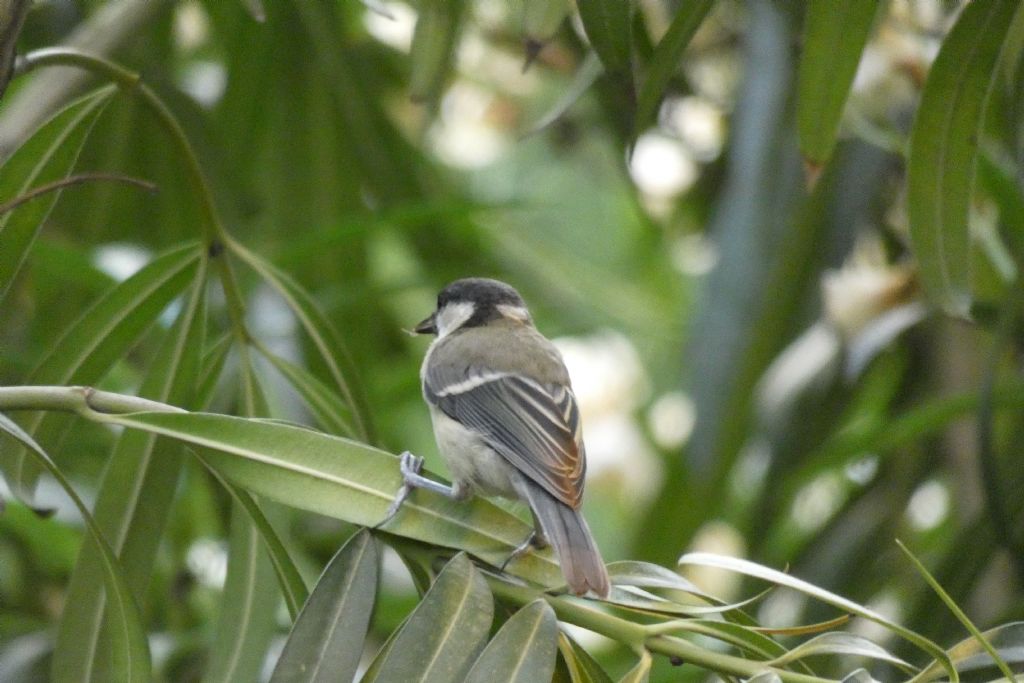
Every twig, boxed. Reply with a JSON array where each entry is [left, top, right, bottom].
[[0, 172, 157, 215]]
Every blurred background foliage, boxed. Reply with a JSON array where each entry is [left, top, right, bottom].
[[1, 0, 1024, 681]]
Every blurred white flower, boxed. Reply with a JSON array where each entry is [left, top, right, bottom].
[[363, 2, 416, 51], [822, 256, 916, 340], [906, 479, 949, 531], [186, 538, 228, 589], [629, 132, 698, 198], [554, 332, 660, 495], [647, 390, 696, 450]]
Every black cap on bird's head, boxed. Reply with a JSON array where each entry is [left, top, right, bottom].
[[414, 278, 530, 336]]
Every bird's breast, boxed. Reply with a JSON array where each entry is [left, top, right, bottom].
[[428, 406, 520, 499]]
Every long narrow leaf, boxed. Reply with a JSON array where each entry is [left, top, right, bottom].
[[677, 552, 957, 681], [897, 541, 1015, 681], [92, 410, 565, 588], [270, 529, 378, 683], [577, 0, 632, 76], [796, 1, 880, 165], [255, 343, 356, 437], [914, 622, 1024, 682], [52, 257, 208, 682], [0, 85, 116, 299], [906, 0, 1020, 316], [0, 242, 201, 502], [370, 553, 493, 682], [634, 0, 714, 135], [616, 650, 651, 683], [768, 632, 913, 671], [229, 239, 374, 442], [203, 502, 281, 683], [0, 413, 150, 683], [557, 630, 613, 683], [200, 457, 309, 620], [464, 600, 558, 683]]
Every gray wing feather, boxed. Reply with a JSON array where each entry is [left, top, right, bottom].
[[424, 367, 585, 508]]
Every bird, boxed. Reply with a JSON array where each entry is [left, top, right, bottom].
[[382, 277, 610, 598]]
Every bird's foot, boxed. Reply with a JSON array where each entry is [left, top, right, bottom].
[[376, 451, 460, 528], [500, 530, 547, 571]]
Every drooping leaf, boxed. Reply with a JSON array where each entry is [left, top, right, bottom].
[[370, 553, 493, 682], [914, 622, 1024, 682], [202, 502, 281, 683], [0, 413, 150, 683], [229, 239, 374, 443], [796, 1, 881, 165], [407, 0, 467, 105], [200, 458, 309, 620], [897, 541, 1015, 681], [464, 600, 558, 683], [768, 632, 913, 671], [525, 52, 603, 136], [256, 343, 357, 437], [0, 242, 201, 503], [616, 650, 651, 683], [634, 0, 714, 135], [676, 552, 956, 681], [576, 0, 633, 76], [0, 85, 116, 300], [557, 630, 613, 683], [270, 529, 378, 683], [658, 619, 789, 661], [907, 0, 1020, 316], [90, 410, 564, 588], [52, 258, 208, 682]]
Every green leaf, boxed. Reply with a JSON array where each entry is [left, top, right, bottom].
[[196, 332, 234, 408], [270, 529, 378, 683], [229, 239, 374, 443], [907, 0, 1020, 316], [52, 258, 208, 682], [796, 1, 881, 164], [768, 632, 912, 671], [557, 631, 613, 683], [256, 343, 356, 437], [525, 52, 603, 135], [0, 413, 150, 683], [897, 541, 1015, 681], [0, 242, 201, 503], [0, 85, 116, 300], [657, 619, 789, 661], [677, 552, 957, 681], [577, 0, 633, 75], [200, 459, 309, 620], [464, 599, 558, 683], [203, 502, 281, 683], [91, 410, 564, 588], [634, 0, 714, 135], [371, 553, 493, 682], [616, 650, 651, 683], [407, 0, 467, 105], [914, 622, 1024, 682]]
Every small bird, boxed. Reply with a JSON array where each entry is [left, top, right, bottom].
[[384, 277, 610, 598]]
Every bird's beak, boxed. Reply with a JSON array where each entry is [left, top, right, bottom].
[[413, 312, 437, 335]]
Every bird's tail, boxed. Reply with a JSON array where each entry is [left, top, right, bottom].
[[521, 480, 610, 598]]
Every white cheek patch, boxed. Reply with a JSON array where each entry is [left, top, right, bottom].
[[496, 304, 531, 323], [436, 301, 475, 338]]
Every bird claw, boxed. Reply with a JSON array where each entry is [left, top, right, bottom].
[[500, 530, 545, 571], [376, 451, 423, 529]]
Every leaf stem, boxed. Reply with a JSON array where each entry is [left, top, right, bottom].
[[0, 385, 183, 416], [0, 172, 156, 215], [483, 574, 834, 682]]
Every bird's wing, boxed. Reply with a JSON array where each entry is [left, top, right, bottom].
[[424, 367, 585, 509]]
